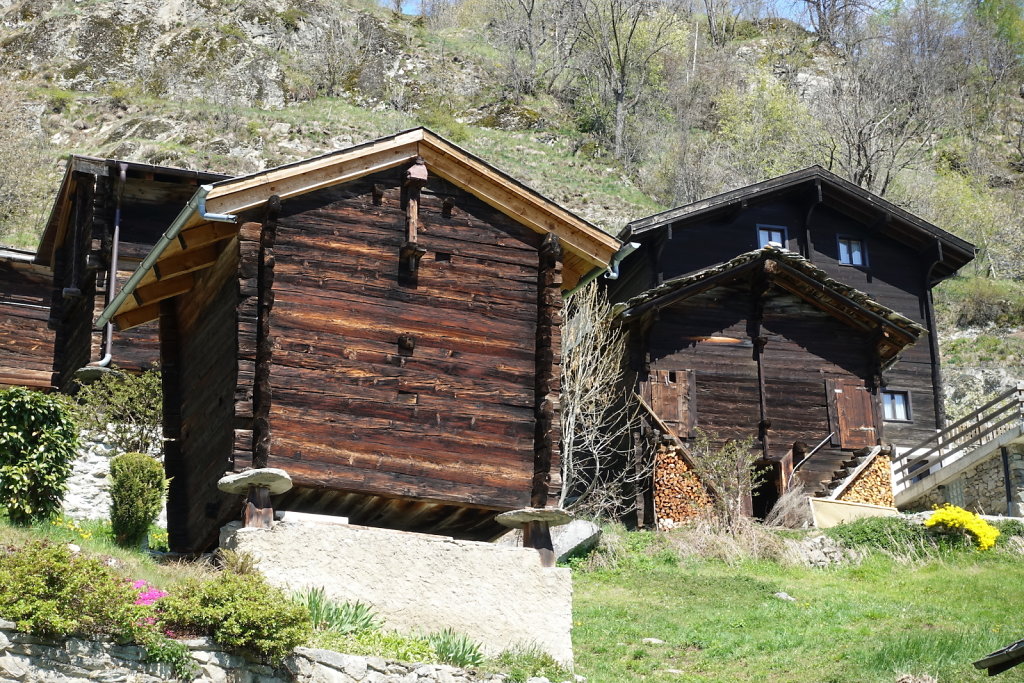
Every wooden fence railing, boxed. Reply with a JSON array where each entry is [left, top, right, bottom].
[[892, 383, 1024, 495]]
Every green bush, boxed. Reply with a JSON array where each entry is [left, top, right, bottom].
[[158, 571, 311, 663], [74, 369, 162, 455], [0, 388, 79, 525], [109, 453, 167, 548], [825, 517, 930, 553], [427, 628, 485, 668], [0, 541, 140, 637], [995, 519, 1024, 546], [488, 645, 570, 683]]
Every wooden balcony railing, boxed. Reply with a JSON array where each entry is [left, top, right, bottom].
[[892, 383, 1024, 495]]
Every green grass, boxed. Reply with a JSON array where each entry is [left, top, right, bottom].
[[572, 544, 1024, 682]]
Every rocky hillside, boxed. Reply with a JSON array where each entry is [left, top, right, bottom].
[[0, 0, 1022, 406]]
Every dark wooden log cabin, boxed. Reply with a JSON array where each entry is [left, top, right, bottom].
[[615, 247, 926, 511], [35, 156, 227, 389], [611, 167, 975, 506], [0, 248, 55, 389], [96, 128, 620, 553]]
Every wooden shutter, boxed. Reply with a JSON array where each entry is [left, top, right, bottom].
[[825, 378, 877, 450], [641, 369, 696, 438]]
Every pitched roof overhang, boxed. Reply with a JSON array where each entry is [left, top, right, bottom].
[[97, 128, 621, 331], [622, 166, 976, 282], [613, 247, 927, 365], [36, 156, 229, 268]]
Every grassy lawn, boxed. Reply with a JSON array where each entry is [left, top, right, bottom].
[[572, 535, 1024, 682]]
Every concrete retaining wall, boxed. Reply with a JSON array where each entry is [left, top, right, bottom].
[[221, 521, 574, 666]]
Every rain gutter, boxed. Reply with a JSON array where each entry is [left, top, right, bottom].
[[94, 185, 237, 330]]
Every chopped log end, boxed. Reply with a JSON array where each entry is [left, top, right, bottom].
[[837, 455, 894, 507], [653, 441, 713, 530]]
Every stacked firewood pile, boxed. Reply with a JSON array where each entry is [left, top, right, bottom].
[[837, 455, 895, 507], [654, 441, 712, 530]]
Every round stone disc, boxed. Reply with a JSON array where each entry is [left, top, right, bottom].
[[217, 468, 293, 495], [495, 507, 572, 528]]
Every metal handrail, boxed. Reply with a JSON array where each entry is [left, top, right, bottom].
[[791, 432, 835, 476]]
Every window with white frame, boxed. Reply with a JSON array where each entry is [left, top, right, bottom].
[[757, 225, 787, 249], [882, 390, 911, 421], [838, 237, 867, 266]]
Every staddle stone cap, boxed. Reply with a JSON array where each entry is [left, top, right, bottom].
[[218, 468, 293, 495], [495, 507, 572, 528]]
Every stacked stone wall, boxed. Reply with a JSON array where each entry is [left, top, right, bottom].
[[910, 445, 1024, 515], [0, 622, 560, 683]]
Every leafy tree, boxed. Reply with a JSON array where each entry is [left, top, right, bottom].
[[0, 388, 79, 525], [575, 0, 685, 159], [73, 368, 163, 455]]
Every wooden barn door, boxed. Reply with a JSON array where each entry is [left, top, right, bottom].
[[640, 369, 696, 440], [825, 378, 878, 449]]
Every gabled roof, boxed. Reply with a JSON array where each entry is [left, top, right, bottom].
[[37, 155, 229, 267], [622, 166, 975, 281], [98, 128, 620, 330], [613, 247, 927, 363]]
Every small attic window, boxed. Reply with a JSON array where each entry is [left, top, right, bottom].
[[838, 236, 867, 267], [435, 251, 452, 262], [757, 225, 787, 249]]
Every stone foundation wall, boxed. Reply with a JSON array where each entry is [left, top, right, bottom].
[[221, 521, 574, 666], [910, 444, 1024, 515], [0, 621, 539, 683], [61, 434, 167, 526]]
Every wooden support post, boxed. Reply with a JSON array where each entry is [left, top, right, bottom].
[[532, 234, 563, 507], [523, 521, 556, 568], [243, 486, 274, 529], [400, 158, 429, 281]]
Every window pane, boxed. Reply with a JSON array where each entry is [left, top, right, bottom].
[[759, 228, 785, 248], [839, 240, 850, 263], [848, 240, 863, 265], [883, 392, 908, 421]]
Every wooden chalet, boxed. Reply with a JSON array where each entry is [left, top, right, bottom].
[[96, 128, 620, 553], [611, 167, 975, 517], [35, 156, 227, 389], [0, 248, 55, 389]]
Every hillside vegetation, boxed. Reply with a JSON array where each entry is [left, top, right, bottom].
[[0, 0, 1022, 376]]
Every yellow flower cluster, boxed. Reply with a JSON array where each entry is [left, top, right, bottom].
[[925, 504, 1000, 550], [49, 516, 93, 540]]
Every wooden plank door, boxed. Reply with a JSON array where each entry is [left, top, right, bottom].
[[825, 378, 878, 449], [641, 369, 696, 439]]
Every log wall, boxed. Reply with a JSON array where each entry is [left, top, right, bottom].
[[0, 258, 55, 388], [641, 283, 879, 498], [267, 171, 546, 514]]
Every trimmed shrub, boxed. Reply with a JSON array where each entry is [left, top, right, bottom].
[[109, 452, 167, 548], [825, 516, 930, 553], [0, 541, 141, 637], [158, 571, 311, 663], [0, 388, 78, 525]]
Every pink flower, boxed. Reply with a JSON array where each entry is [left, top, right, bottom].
[[130, 580, 168, 606]]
